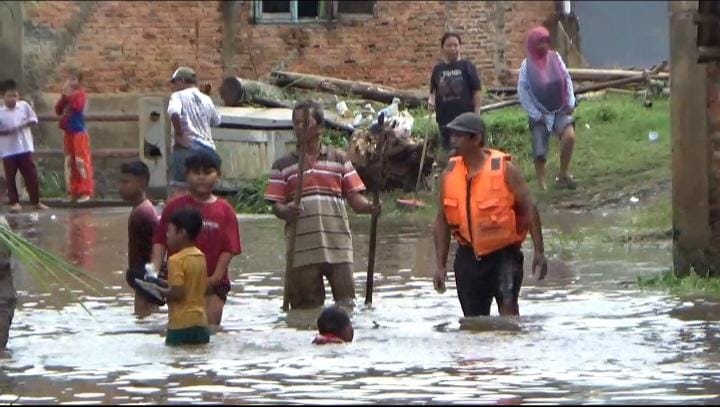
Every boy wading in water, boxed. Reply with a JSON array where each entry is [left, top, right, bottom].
[[264, 100, 380, 310], [54, 70, 94, 202], [157, 208, 211, 346], [119, 161, 162, 318], [152, 151, 241, 327], [0, 80, 48, 212]]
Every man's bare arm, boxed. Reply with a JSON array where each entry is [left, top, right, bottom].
[[432, 173, 451, 291], [473, 90, 483, 114]]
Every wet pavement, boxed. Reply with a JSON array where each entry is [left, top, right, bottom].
[[1, 207, 719, 404]]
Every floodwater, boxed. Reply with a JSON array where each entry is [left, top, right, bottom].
[[1, 207, 720, 404]]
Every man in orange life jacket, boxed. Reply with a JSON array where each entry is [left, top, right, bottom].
[[432, 112, 547, 317]]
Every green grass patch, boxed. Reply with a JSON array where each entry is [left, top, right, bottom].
[[482, 94, 671, 201], [638, 270, 720, 299], [232, 176, 272, 214], [38, 169, 65, 199], [625, 200, 671, 231]]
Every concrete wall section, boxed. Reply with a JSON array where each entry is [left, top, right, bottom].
[[0, 1, 24, 86]]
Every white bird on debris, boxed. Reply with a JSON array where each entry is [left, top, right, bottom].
[[353, 103, 376, 128], [378, 97, 400, 120]]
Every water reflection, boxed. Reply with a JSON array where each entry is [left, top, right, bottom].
[[0, 208, 719, 404], [65, 211, 97, 268]]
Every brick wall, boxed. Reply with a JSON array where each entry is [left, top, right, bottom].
[[22, 1, 556, 94]]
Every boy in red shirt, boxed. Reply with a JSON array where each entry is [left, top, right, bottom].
[[151, 151, 241, 327], [54, 70, 94, 202], [119, 160, 162, 318]]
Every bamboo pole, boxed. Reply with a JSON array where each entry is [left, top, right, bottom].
[[365, 115, 387, 306], [282, 107, 309, 311]]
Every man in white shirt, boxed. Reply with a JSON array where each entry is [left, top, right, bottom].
[[167, 67, 222, 197], [0, 80, 48, 212]]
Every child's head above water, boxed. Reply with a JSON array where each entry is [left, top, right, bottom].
[[166, 207, 203, 252], [119, 160, 150, 202], [184, 151, 222, 197], [316, 305, 354, 343]]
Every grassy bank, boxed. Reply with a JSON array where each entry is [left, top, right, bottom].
[[638, 270, 720, 299], [483, 93, 670, 207], [232, 93, 671, 214]]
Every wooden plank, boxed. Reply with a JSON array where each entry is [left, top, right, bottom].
[[694, 13, 720, 24], [670, 0, 711, 275], [216, 106, 294, 128], [506, 68, 669, 82], [212, 127, 294, 143], [699, 46, 720, 62], [37, 114, 139, 122], [34, 148, 139, 158]]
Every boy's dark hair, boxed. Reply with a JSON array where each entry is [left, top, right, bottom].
[[184, 150, 222, 172], [293, 99, 324, 127], [1, 80, 17, 94], [317, 305, 351, 335], [120, 160, 150, 185], [441, 32, 462, 47], [169, 208, 204, 241]]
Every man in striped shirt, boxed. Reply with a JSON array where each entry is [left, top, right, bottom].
[[265, 100, 381, 309]]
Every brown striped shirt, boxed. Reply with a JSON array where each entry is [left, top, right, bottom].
[[265, 146, 366, 268]]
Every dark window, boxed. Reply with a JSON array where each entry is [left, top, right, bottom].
[[262, 0, 290, 13], [298, 0, 319, 18], [337, 0, 374, 14]]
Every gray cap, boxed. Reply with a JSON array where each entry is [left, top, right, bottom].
[[170, 66, 196, 83], [445, 112, 486, 135]]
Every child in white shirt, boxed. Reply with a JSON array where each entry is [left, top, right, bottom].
[[0, 80, 47, 212]]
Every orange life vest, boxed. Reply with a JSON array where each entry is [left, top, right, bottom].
[[442, 149, 528, 257]]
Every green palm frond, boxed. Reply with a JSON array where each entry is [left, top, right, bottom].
[[0, 222, 106, 315]]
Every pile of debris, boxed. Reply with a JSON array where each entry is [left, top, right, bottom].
[[219, 72, 435, 192]]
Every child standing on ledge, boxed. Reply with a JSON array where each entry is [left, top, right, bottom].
[[0, 80, 47, 212], [55, 69, 94, 202]]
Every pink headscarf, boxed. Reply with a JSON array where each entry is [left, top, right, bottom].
[[525, 26, 568, 112]]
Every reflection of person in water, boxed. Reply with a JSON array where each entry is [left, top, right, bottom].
[[66, 211, 97, 268]]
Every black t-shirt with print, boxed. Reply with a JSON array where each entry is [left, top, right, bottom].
[[429, 59, 482, 126]]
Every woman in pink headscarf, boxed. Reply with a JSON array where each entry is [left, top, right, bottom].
[[517, 26, 577, 190]]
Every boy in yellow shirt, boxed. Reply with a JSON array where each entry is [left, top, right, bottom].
[[157, 207, 210, 346]]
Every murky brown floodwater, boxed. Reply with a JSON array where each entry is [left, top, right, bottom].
[[1, 207, 719, 404]]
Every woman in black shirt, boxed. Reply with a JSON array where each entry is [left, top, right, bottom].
[[428, 32, 483, 152]]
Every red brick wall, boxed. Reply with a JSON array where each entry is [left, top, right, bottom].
[[23, 1, 556, 93]]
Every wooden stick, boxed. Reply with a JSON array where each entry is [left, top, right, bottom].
[[415, 125, 430, 192], [506, 68, 669, 82], [480, 74, 651, 114], [282, 107, 309, 311], [365, 117, 387, 306]]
